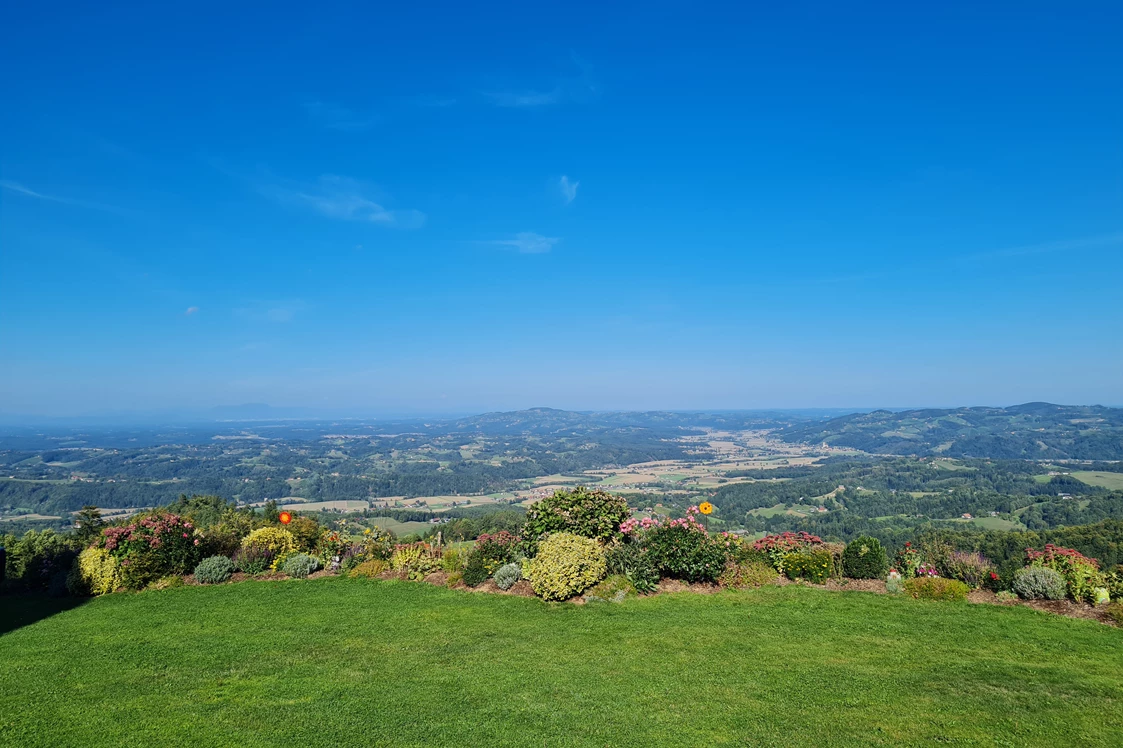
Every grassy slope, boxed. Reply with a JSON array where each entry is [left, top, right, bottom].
[[1, 580, 1121, 747]]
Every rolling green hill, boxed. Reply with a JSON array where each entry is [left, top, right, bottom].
[[779, 402, 1123, 459]]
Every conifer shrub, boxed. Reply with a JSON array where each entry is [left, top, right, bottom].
[[842, 536, 889, 580], [193, 555, 234, 584], [903, 576, 969, 601], [66, 546, 122, 596], [524, 532, 607, 601], [462, 552, 490, 587], [493, 562, 522, 590], [281, 553, 321, 579], [1012, 566, 1066, 600]]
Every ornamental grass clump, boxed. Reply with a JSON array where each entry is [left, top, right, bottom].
[[493, 562, 522, 590], [281, 553, 321, 579], [193, 555, 234, 584], [842, 536, 889, 580], [1012, 566, 1066, 601], [347, 559, 387, 578], [942, 551, 996, 590], [524, 532, 606, 601]]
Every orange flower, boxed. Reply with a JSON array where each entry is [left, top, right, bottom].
[[279, 511, 292, 525], [698, 501, 714, 515]]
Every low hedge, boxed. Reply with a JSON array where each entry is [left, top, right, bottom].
[[903, 577, 969, 601]]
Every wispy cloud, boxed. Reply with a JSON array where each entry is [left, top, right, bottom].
[[966, 232, 1123, 260], [488, 232, 560, 254], [261, 175, 425, 229], [0, 180, 128, 214], [303, 101, 379, 131], [485, 53, 597, 109], [485, 89, 562, 108], [559, 175, 579, 204], [185, 306, 200, 316], [235, 300, 307, 324]]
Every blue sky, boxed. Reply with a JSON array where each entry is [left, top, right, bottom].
[[1, 2, 1121, 417]]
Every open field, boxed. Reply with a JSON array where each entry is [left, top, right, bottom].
[[367, 518, 434, 536], [1071, 471, 1123, 491], [283, 500, 369, 512], [2, 581, 1120, 746]]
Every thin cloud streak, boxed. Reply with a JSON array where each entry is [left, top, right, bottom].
[[260, 175, 425, 229], [487, 232, 559, 254], [0, 180, 129, 215]]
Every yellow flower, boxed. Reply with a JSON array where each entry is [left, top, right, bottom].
[[698, 501, 714, 515]]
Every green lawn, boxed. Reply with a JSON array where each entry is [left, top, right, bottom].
[[2, 580, 1121, 746]]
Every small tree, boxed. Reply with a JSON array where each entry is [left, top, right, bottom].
[[75, 505, 105, 543]]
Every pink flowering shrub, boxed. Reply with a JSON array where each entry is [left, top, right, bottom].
[[624, 506, 729, 583], [752, 531, 823, 573], [99, 512, 202, 589], [1026, 544, 1104, 603]]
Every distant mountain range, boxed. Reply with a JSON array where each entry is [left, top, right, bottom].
[[778, 402, 1123, 460]]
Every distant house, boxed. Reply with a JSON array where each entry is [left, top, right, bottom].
[[961, 513, 973, 519]]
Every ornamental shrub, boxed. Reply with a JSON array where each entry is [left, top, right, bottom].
[[584, 574, 635, 603], [942, 551, 996, 590], [752, 531, 823, 574], [718, 560, 777, 589], [523, 487, 630, 546], [240, 527, 297, 557], [1107, 567, 1123, 602], [98, 513, 202, 590], [5, 529, 80, 591], [389, 542, 441, 581], [894, 541, 924, 578], [1026, 544, 1104, 603], [232, 546, 275, 575], [493, 562, 522, 590], [468, 531, 522, 574], [348, 559, 387, 578], [604, 541, 659, 594], [286, 515, 321, 552], [66, 546, 122, 596], [145, 575, 185, 591], [842, 536, 889, 580], [783, 549, 833, 584], [524, 532, 607, 601], [441, 547, 465, 573], [995, 590, 1019, 603], [193, 555, 234, 584], [281, 553, 321, 579], [1012, 566, 1066, 600], [903, 576, 969, 601], [640, 510, 728, 583], [462, 552, 490, 587], [1106, 603, 1123, 627], [885, 570, 905, 595]]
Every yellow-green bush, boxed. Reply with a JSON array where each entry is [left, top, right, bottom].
[[348, 559, 388, 578], [524, 532, 606, 601], [241, 527, 296, 557], [66, 546, 122, 596], [718, 560, 778, 589]]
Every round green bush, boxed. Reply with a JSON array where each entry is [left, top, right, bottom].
[[193, 555, 234, 584], [281, 553, 321, 579], [493, 562, 521, 590], [524, 487, 630, 545], [1012, 566, 1066, 600], [903, 576, 970, 601], [462, 552, 491, 587], [842, 536, 889, 580], [524, 532, 607, 601]]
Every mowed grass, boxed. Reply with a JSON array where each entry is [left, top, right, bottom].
[[2, 582, 1122, 747], [1071, 471, 1123, 491]]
